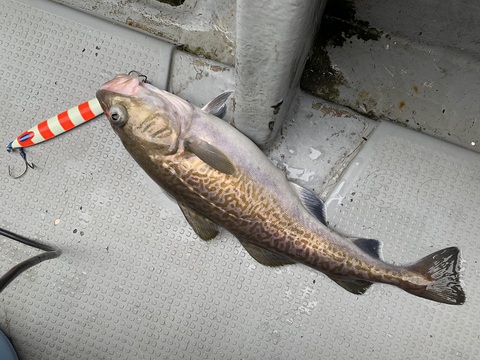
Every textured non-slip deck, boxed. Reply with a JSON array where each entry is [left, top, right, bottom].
[[0, 1, 479, 359], [325, 122, 479, 360]]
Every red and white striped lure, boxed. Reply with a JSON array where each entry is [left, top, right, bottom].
[[6, 71, 148, 178], [7, 98, 103, 152]]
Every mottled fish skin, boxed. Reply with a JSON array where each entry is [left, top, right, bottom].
[[96, 74, 465, 305]]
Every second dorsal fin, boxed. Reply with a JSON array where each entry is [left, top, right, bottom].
[[290, 182, 327, 226]]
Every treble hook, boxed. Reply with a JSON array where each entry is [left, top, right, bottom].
[[7, 148, 35, 179], [128, 70, 149, 83]]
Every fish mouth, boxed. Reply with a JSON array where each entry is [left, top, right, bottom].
[[98, 74, 140, 96]]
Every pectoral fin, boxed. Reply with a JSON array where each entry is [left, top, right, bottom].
[[201, 90, 234, 119], [239, 240, 295, 267], [178, 202, 219, 240], [185, 139, 236, 175], [328, 276, 373, 295]]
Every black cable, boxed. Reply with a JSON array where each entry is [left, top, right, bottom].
[[0, 228, 61, 293]]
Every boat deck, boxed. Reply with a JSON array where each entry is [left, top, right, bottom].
[[0, 1, 478, 359]]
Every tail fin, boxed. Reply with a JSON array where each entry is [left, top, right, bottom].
[[406, 247, 465, 305]]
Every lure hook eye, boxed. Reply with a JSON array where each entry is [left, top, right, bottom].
[[8, 148, 35, 179]]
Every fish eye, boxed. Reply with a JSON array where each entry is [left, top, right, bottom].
[[108, 104, 128, 127]]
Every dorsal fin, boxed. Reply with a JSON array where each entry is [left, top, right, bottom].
[[178, 202, 219, 240], [184, 138, 236, 175], [239, 240, 295, 267], [201, 90, 234, 119], [352, 238, 383, 259], [290, 182, 327, 226]]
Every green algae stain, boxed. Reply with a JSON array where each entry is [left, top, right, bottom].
[[301, 46, 345, 101], [321, 0, 383, 47], [301, 0, 383, 101]]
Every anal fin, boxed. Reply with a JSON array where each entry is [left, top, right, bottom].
[[178, 202, 219, 241], [239, 240, 295, 267], [328, 276, 373, 295]]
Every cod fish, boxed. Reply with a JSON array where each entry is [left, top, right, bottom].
[[96, 74, 465, 305]]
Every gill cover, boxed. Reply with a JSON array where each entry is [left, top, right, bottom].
[[97, 88, 182, 156], [130, 108, 181, 155]]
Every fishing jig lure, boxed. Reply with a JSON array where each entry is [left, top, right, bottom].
[[6, 98, 103, 152], [6, 71, 149, 178], [6, 98, 102, 178]]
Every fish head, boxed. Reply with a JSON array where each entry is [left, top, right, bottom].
[[96, 74, 190, 155]]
